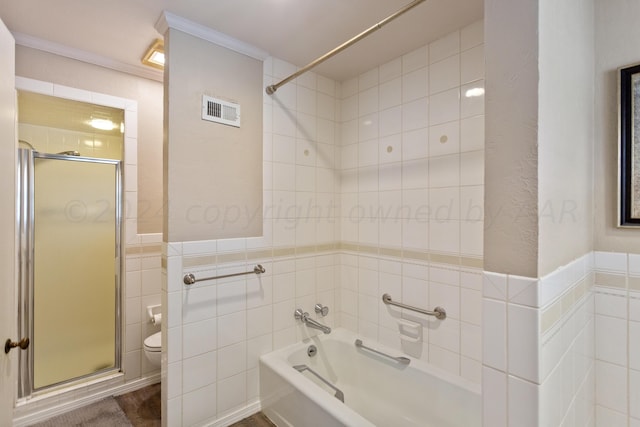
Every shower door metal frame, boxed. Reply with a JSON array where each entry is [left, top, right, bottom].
[[17, 148, 123, 397]]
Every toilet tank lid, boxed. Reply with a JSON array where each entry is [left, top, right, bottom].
[[144, 331, 161, 349]]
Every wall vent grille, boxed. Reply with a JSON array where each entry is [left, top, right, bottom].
[[201, 95, 240, 127]]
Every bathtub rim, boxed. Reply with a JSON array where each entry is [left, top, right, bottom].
[[260, 331, 373, 426], [259, 327, 481, 427]]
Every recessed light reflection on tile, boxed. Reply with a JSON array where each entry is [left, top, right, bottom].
[[464, 87, 485, 98], [89, 118, 116, 131]]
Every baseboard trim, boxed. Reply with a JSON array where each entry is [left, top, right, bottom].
[[210, 400, 262, 427], [112, 374, 162, 397]]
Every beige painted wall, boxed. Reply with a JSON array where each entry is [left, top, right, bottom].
[[484, 0, 539, 277], [15, 46, 163, 233], [537, 0, 594, 276], [164, 29, 263, 242], [594, 0, 640, 252], [485, 0, 596, 277]]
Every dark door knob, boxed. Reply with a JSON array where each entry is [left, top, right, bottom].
[[4, 337, 29, 354]]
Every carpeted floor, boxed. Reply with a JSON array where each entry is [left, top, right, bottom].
[[29, 383, 275, 426], [114, 383, 161, 426], [231, 412, 275, 426], [29, 397, 132, 427]]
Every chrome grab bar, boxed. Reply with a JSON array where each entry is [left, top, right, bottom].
[[293, 364, 344, 402], [381, 293, 447, 320], [354, 339, 410, 365], [183, 264, 266, 285]]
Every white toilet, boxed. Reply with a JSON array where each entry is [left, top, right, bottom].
[[144, 304, 162, 367], [143, 331, 161, 367]]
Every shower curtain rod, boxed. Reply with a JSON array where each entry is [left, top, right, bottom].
[[265, 0, 427, 95]]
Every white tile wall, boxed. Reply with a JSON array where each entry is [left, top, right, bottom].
[[18, 124, 124, 160], [482, 252, 595, 427], [593, 251, 640, 426], [124, 237, 163, 381], [333, 22, 485, 382], [482, 366, 507, 427], [483, 252, 640, 426]]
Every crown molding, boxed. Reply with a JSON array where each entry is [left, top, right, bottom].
[[13, 32, 164, 83], [155, 11, 269, 61]]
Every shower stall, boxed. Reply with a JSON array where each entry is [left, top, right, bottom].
[[16, 147, 122, 397]]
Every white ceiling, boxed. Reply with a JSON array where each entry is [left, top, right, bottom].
[[0, 0, 483, 82]]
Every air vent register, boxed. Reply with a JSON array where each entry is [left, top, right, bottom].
[[201, 95, 240, 128]]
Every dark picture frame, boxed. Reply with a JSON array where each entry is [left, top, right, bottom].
[[619, 63, 640, 226]]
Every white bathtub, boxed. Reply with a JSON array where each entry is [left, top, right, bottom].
[[259, 328, 481, 427]]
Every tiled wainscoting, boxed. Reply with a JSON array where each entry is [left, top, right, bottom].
[[162, 241, 483, 427], [482, 251, 640, 427], [592, 252, 640, 426], [162, 243, 341, 426], [482, 253, 595, 427], [124, 234, 163, 381]]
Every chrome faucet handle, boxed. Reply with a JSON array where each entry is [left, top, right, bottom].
[[315, 304, 329, 317], [294, 308, 307, 321]]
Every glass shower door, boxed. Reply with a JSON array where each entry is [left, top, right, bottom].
[[31, 153, 121, 390]]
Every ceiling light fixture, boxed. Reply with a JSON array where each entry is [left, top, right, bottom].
[[141, 38, 165, 70]]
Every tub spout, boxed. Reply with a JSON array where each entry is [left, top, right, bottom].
[[294, 309, 331, 334]]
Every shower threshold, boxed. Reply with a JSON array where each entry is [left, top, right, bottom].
[[13, 371, 161, 427]]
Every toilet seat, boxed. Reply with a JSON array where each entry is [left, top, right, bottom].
[[143, 331, 161, 352]]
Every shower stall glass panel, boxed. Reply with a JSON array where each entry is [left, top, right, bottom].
[[18, 149, 122, 394]]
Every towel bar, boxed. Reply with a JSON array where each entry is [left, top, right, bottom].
[[183, 264, 265, 285]]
